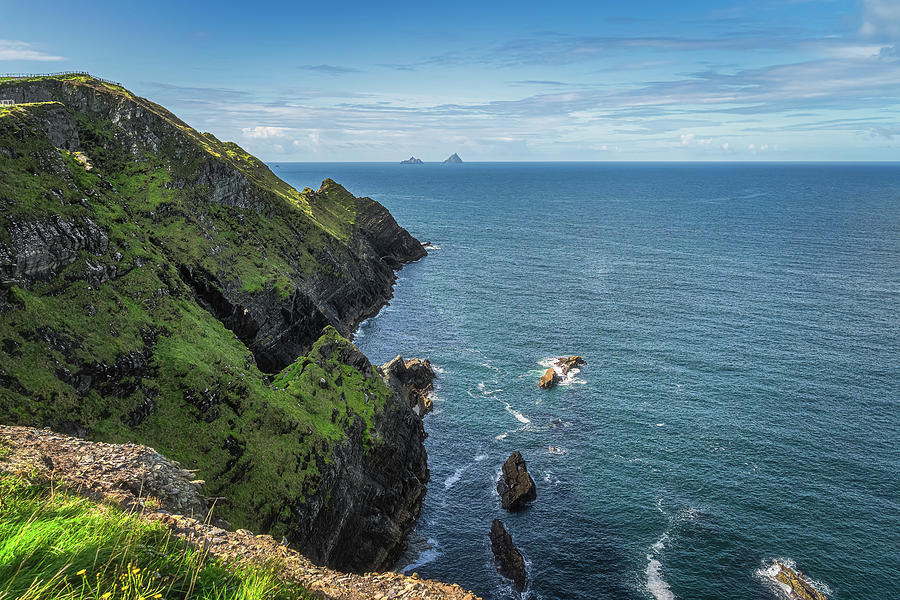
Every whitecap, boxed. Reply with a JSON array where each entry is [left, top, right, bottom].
[[645, 532, 675, 600], [504, 402, 531, 424], [444, 465, 467, 490], [474, 453, 487, 462], [656, 423, 665, 427], [401, 538, 440, 574], [496, 432, 508, 440], [431, 365, 446, 374]]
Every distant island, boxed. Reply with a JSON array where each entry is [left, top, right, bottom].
[[443, 153, 463, 164], [401, 156, 424, 164]]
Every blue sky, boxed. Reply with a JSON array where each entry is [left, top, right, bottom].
[[1, 0, 899, 161]]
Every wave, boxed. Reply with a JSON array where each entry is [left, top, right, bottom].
[[401, 537, 440, 574], [477, 381, 503, 396], [645, 532, 675, 600], [444, 466, 466, 490], [504, 402, 530, 424]]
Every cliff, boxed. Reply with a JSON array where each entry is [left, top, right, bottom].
[[0, 74, 428, 572]]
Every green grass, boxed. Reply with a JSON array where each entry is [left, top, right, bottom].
[[0, 474, 311, 600]]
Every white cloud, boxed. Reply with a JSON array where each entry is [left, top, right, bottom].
[[861, 0, 900, 40], [681, 133, 713, 145], [241, 126, 289, 139], [0, 40, 66, 61]]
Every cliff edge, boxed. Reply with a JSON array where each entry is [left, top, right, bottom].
[[0, 426, 480, 599]]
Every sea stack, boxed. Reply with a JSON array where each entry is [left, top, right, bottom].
[[401, 156, 424, 164], [496, 451, 537, 510], [489, 519, 527, 592], [443, 153, 463, 164], [539, 368, 559, 389]]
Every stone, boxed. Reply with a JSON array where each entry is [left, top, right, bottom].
[[538, 368, 559, 389], [496, 451, 536, 511], [774, 562, 828, 600], [381, 356, 436, 418], [555, 355, 586, 375], [489, 519, 526, 592]]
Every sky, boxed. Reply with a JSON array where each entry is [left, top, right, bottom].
[[1, 0, 899, 161]]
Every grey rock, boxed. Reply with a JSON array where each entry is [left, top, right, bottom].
[[496, 451, 537, 511], [489, 518, 527, 591]]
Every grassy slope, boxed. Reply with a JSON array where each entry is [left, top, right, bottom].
[[0, 80, 397, 539], [0, 471, 312, 599]]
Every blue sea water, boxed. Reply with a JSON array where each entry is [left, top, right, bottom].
[[271, 162, 900, 600]]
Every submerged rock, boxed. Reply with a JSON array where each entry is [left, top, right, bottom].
[[496, 451, 537, 511], [489, 519, 526, 592], [538, 368, 559, 389]]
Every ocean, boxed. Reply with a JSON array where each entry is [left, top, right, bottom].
[[271, 162, 900, 600]]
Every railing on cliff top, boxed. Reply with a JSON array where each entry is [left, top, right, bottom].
[[0, 71, 122, 87]]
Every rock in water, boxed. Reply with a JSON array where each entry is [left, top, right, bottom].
[[489, 519, 527, 592], [538, 368, 559, 389], [555, 355, 586, 375], [496, 451, 537, 510], [443, 153, 463, 164], [400, 156, 424, 164], [774, 562, 828, 600]]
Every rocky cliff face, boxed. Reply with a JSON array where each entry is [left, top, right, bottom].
[[0, 75, 429, 572]]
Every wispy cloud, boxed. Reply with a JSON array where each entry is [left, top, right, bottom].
[[298, 64, 362, 75], [142, 82, 254, 103], [241, 126, 290, 139], [860, 0, 900, 40], [0, 40, 65, 62]]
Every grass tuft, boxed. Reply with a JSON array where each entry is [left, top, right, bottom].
[[0, 474, 311, 600]]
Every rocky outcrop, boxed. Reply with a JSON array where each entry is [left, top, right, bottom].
[[281, 337, 430, 572], [0, 426, 480, 600], [489, 519, 527, 592], [555, 355, 586, 375], [0, 425, 210, 520], [381, 355, 437, 418], [443, 153, 463, 164], [496, 451, 537, 511], [0, 215, 108, 285], [773, 562, 829, 600], [400, 156, 423, 164], [538, 368, 559, 389]]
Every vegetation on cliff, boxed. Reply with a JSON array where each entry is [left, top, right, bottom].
[[0, 471, 312, 600], [0, 74, 428, 571]]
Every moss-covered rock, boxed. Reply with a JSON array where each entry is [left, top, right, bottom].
[[0, 75, 428, 572]]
